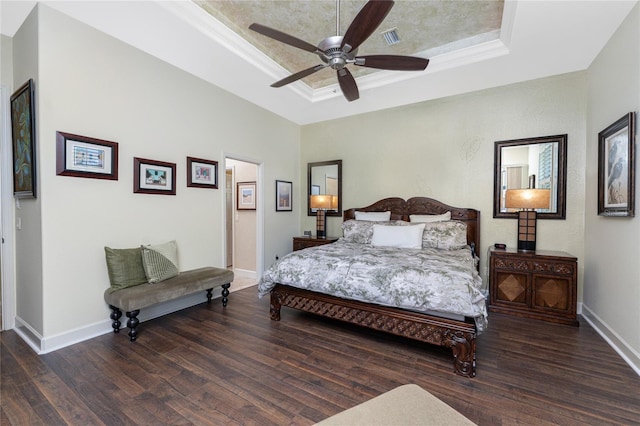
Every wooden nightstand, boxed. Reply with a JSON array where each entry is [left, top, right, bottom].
[[489, 248, 578, 326], [292, 236, 339, 251]]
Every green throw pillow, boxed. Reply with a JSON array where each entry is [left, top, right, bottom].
[[141, 240, 180, 284], [104, 247, 148, 292]]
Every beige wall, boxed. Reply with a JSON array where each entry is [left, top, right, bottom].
[[585, 2, 640, 371], [11, 7, 44, 338], [11, 4, 300, 344], [1, 35, 13, 87], [301, 72, 587, 288]]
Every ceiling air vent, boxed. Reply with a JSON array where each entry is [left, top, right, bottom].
[[381, 28, 400, 46]]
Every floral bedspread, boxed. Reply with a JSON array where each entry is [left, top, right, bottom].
[[258, 239, 487, 332]]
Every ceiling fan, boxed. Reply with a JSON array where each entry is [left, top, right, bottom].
[[249, 0, 429, 102]]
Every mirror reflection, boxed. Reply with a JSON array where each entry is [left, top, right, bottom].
[[494, 135, 567, 220], [308, 160, 342, 216]]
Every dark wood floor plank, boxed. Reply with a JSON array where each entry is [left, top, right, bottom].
[[2, 286, 639, 425], [0, 376, 51, 426]]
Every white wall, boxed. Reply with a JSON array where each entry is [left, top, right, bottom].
[[585, 2, 640, 372], [10, 4, 300, 346], [301, 72, 587, 289]]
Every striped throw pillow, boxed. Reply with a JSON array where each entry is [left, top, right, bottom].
[[141, 241, 179, 283]]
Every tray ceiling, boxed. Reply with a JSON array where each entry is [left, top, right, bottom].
[[194, 0, 504, 89]]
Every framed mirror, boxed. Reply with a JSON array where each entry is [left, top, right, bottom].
[[308, 160, 342, 216], [493, 134, 567, 220]]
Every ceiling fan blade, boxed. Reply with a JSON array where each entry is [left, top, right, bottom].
[[340, 0, 394, 53], [354, 55, 429, 71], [337, 68, 359, 102], [271, 64, 327, 88], [249, 23, 320, 54]]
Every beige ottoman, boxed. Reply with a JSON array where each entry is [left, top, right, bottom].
[[315, 384, 476, 426]]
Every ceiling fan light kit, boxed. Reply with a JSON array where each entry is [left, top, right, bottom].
[[249, 0, 429, 102]]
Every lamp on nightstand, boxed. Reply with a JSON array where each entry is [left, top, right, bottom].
[[505, 189, 550, 251], [310, 194, 337, 238]]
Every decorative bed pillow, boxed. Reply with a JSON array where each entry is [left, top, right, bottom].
[[421, 221, 468, 250], [104, 247, 148, 292], [141, 240, 180, 283], [371, 223, 426, 249], [342, 220, 408, 244], [410, 211, 451, 223], [354, 211, 392, 221]]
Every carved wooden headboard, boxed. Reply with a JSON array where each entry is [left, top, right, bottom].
[[343, 197, 481, 253]]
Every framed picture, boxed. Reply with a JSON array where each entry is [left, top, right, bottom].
[[56, 131, 118, 180], [133, 157, 176, 195], [187, 156, 218, 189], [10, 79, 37, 198], [276, 180, 292, 212], [237, 181, 256, 210], [598, 112, 636, 217]]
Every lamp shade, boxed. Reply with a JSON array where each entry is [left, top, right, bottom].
[[330, 195, 338, 209], [310, 194, 334, 209], [505, 189, 550, 210]]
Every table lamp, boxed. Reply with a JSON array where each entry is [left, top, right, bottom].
[[505, 189, 551, 251], [310, 194, 336, 238]]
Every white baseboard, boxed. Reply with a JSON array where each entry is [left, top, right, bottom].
[[581, 304, 640, 376], [233, 268, 256, 279], [15, 286, 235, 355], [14, 316, 43, 354]]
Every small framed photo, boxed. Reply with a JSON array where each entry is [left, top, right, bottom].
[[598, 112, 636, 217], [56, 131, 118, 180], [276, 180, 292, 212], [10, 79, 37, 198], [133, 157, 176, 195], [187, 156, 218, 189], [237, 181, 256, 210]]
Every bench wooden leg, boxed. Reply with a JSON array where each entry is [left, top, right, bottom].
[[126, 310, 140, 342], [221, 283, 230, 307], [109, 306, 122, 333], [206, 288, 213, 303]]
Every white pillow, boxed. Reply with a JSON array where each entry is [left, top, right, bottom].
[[371, 223, 426, 249], [354, 211, 392, 221], [410, 211, 451, 223]]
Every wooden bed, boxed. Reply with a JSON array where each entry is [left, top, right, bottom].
[[269, 197, 482, 378]]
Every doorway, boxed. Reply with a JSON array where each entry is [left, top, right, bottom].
[[225, 157, 259, 288]]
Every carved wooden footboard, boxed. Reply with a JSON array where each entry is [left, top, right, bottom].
[[270, 284, 477, 378]]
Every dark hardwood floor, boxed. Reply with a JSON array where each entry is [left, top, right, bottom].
[[2, 286, 639, 425]]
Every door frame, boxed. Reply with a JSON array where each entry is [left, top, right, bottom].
[[1, 84, 16, 330], [225, 166, 235, 269], [223, 153, 264, 280]]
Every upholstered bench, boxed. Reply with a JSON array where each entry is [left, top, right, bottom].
[[104, 266, 233, 341]]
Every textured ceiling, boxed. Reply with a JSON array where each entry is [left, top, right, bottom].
[[194, 0, 504, 88]]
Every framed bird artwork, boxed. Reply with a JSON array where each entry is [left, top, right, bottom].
[[598, 112, 636, 216]]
